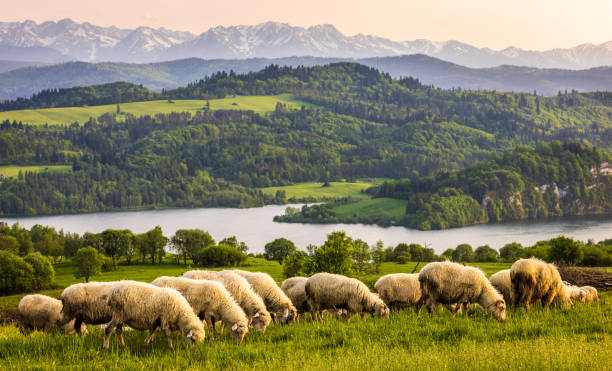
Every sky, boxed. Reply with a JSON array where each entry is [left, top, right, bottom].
[[2, 0, 611, 50]]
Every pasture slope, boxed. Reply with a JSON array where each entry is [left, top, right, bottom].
[[0, 165, 72, 179], [0, 94, 313, 126], [0, 259, 610, 369]]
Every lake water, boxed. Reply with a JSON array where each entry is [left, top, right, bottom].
[[2, 205, 611, 254]]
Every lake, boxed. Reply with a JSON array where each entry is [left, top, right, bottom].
[[2, 205, 611, 254]]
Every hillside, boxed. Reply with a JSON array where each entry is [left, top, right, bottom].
[[0, 63, 610, 219], [2, 55, 612, 100]]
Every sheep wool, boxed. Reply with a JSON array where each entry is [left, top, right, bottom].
[[418, 261, 506, 321], [305, 272, 389, 319], [151, 276, 248, 344], [510, 258, 570, 309], [103, 280, 205, 349], [581, 286, 599, 303], [489, 269, 513, 306], [374, 273, 422, 309], [230, 270, 298, 324], [280, 277, 309, 313], [17, 294, 85, 334], [183, 270, 271, 331], [60, 282, 115, 334]]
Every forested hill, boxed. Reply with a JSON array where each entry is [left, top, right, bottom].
[[369, 142, 612, 230]]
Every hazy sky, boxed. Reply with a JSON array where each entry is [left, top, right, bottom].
[[3, 0, 611, 50]]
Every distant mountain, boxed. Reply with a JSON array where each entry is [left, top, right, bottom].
[[0, 59, 47, 74], [1, 55, 611, 101], [1, 19, 611, 69]]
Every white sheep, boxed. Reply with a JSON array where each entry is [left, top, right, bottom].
[[281, 277, 309, 313], [183, 270, 271, 331], [305, 272, 389, 320], [581, 286, 599, 303], [230, 270, 298, 324], [489, 269, 513, 306], [562, 281, 586, 303], [510, 258, 570, 309], [60, 282, 114, 334], [374, 273, 422, 310], [418, 261, 506, 321], [17, 294, 86, 335], [151, 276, 248, 343], [103, 280, 205, 349]]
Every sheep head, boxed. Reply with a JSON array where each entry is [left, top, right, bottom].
[[230, 322, 248, 344], [374, 301, 390, 318], [251, 311, 271, 331], [490, 300, 506, 322]]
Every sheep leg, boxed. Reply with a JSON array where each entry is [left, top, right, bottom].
[[450, 303, 461, 318], [463, 303, 469, 318], [204, 313, 215, 340], [415, 297, 424, 315], [144, 327, 158, 345], [74, 317, 85, 336], [542, 292, 555, 309], [426, 301, 435, 318], [524, 288, 534, 310], [163, 327, 174, 349], [116, 324, 125, 347], [103, 320, 118, 349]]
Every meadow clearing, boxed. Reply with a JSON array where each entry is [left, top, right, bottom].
[[0, 259, 609, 370], [0, 94, 314, 126], [0, 165, 72, 179]]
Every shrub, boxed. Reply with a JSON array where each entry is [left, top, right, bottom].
[[282, 251, 310, 278], [474, 245, 499, 262], [194, 244, 247, 267], [307, 231, 354, 275], [547, 236, 584, 265], [101, 255, 118, 272], [396, 255, 410, 264], [499, 242, 523, 261], [264, 238, 296, 264], [0, 250, 34, 295], [24, 252, 54, 290]]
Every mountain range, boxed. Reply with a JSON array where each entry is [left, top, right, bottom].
[[1, 19, 611, 69], [1, 55, 611, 101]]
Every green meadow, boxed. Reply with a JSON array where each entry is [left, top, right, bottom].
[[0, 165, 72, 179], [261, 181, 375, 201], [0, 258, 610, 369], [332, 197, 409, 221], [0, 94, 313, 126]]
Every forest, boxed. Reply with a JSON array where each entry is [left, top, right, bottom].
[[0, 63, 610, 222]]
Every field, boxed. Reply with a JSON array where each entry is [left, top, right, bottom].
[[261, 181, 376, 201], [0, 165, 72, 179], [0, 94, 314, 126], [0, 259, 610, 369], [332, 197, 409, 221]]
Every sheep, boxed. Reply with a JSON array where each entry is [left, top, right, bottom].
[[562, 281, 586, 303], [230, 270, 298, 325], [17, 294, 86, 335], [510, 258, 570, 309], [304, 272, 389, 320], [103, 280, 205, 349], [280, 277, 309, 313], [60, 282, 115, 335], [581, 286, 599, 303], [417, 261, 506, 321], [374, 273, 422, 310], [489, 269, 513, 306], [183, 270, 271, 331], [151, 276, 248, 344]]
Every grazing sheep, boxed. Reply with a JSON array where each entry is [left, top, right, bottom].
[[230, 270, 298, 324], [581, 286, 599, 303], [183, 270, 271, 331], [489, 269, 513, 306], [510, 258, 570, 309], [374, 273, 422, 310], [151, 276, 248, 344], [60, 282, 114, 334], [562, 281, 586, 303], [281, 277, 309, 313], [305, 272, 390, 320], [418, 261, 506, 321], [17, 294, 86, 335], [103, 280, 205, 349]]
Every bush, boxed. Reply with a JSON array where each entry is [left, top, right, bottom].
[[282, 251, 310, 277], [500, 242, 523, 261], [0, 250, 34, 295], [101, 255, 118, 272], [264, 238, 296, 264], [453, 244, 474, 262], [581, 244, 612, 266], [194, 244, 247, 267], [72, 247, 102, 282], [23, 252, 54, 290], [547, 236, 584, 265], [307, 231, 354, 275], [474, 245, 499, 262], [396, 255, 410, 264]]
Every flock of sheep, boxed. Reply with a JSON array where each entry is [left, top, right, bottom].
[[15, 258, 599, 349]]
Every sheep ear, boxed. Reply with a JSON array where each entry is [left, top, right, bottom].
[[496, 301, 505, 309], [231, 323, 238, 331], [283, 308, 289, 317], [187, 329, 194, 338], [253, 312, 260, 319]]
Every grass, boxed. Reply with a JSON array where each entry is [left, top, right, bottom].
[[0, 94, 314, 126], [261, 181, 375, 201], [0, 259, 610, 369], [332, 197, 409, 221], [0, 165, 72, 179]]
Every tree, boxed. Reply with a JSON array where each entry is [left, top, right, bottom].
[[100, 229, 133, 263], [474, 245, 499, 262], [0, 251, 34, 295], [82, 232, 103, 252], [499, 242, 523, 261], [308, 231, 354, 275], [264, 238, 296, 264], [194, 244, 247, 267], [547, 236, 584, 265], [393, 243, 411, 262], [143, 226, 168, 264], [219, 236, 248, 253], [172, 229, 216, 266], [72, 247, 102, 282], [352, 239, 371, 274], [63, 232, 83, 258], [371, 240, 385, 273], [453, 244, 474, 262], [24, 252, 54, 290], [282, 251, 310, 278], [441, 248, 455, 260], [0, 235, 19, 254]]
